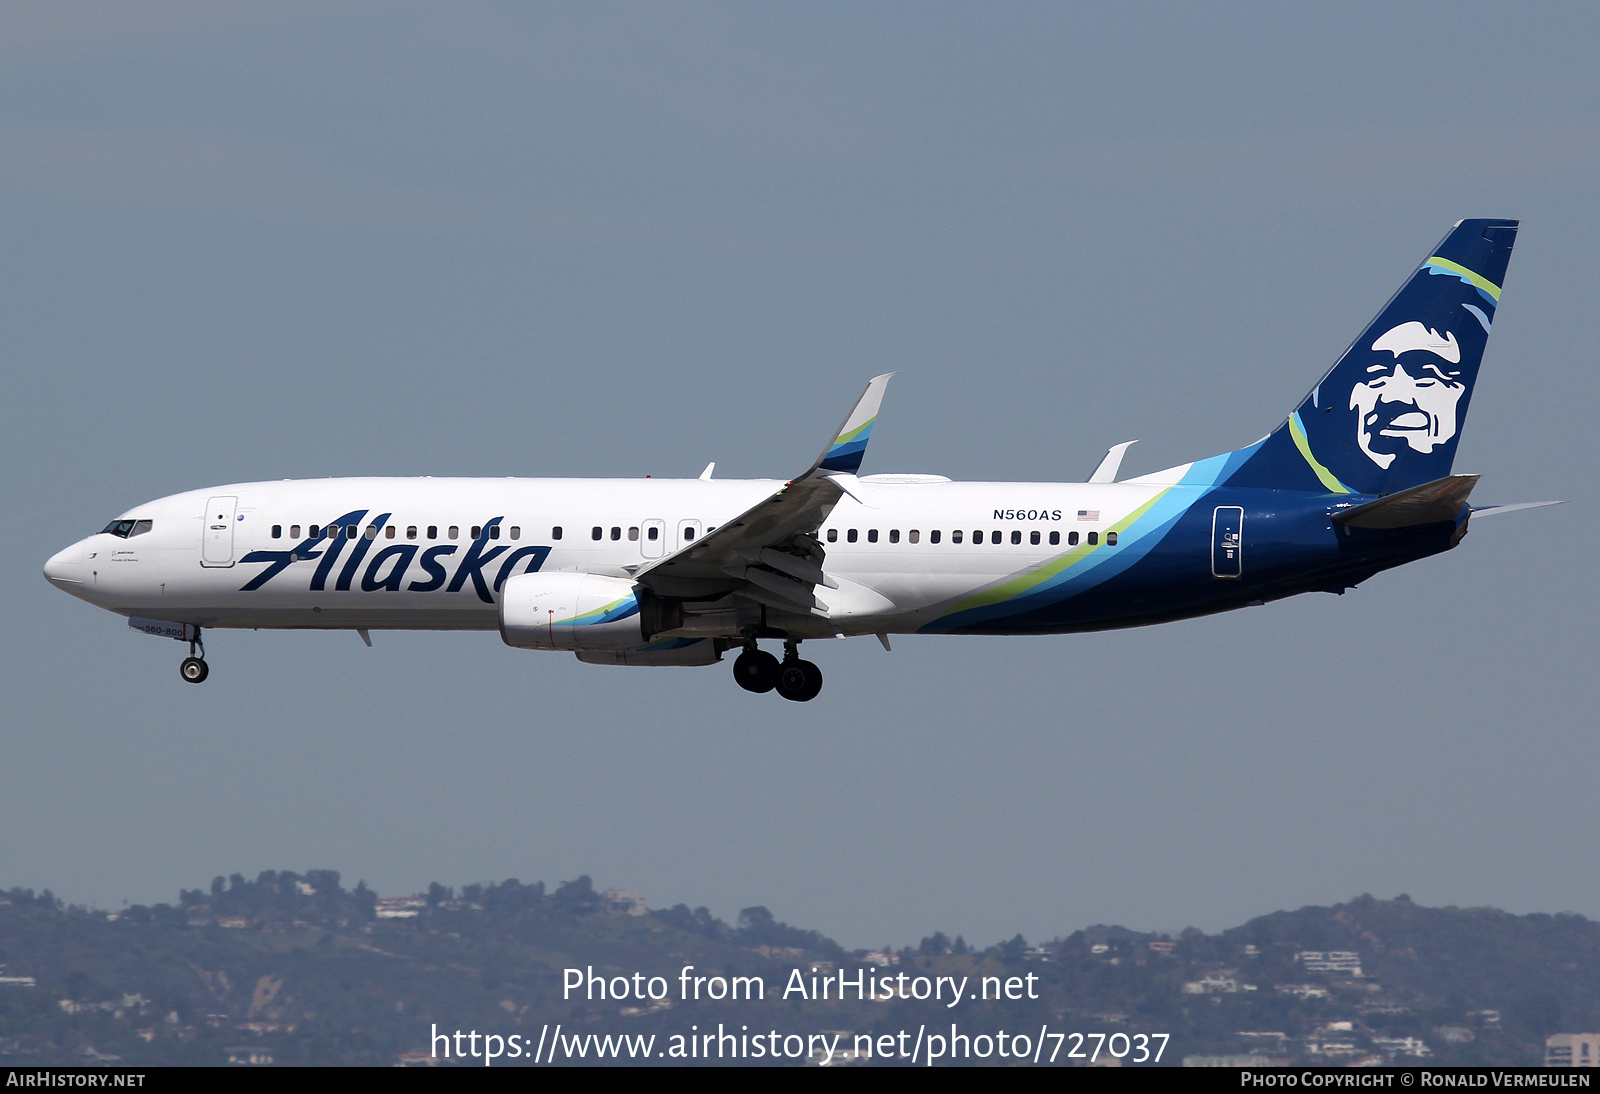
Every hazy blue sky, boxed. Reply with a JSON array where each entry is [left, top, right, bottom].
[[3, 2, 1597, 948]]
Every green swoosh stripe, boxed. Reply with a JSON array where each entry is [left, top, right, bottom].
[[946, 485, 1176, 615], [1424, 256, 1501, 301], [1289, 412, 1354, 494]]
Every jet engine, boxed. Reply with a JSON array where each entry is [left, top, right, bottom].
[[499, 571, 645, 650]]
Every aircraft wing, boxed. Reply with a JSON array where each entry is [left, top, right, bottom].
[[633, 374, 894, 616]]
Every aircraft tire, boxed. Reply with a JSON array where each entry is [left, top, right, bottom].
[[776, 659, 822, 702], [795, 659, 823, 701], [733, 649, 779, 693], [180, 657, 209, 684]]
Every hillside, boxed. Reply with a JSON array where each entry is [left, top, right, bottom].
[[0, 874, 1593, 1066]]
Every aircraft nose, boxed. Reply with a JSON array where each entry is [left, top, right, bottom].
[[43, 543, 87, 590]]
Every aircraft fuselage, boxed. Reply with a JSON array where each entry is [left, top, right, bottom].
[[44, 473, 1453, 639]]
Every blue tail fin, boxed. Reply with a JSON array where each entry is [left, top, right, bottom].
[[1227, 219, 1518, 496]]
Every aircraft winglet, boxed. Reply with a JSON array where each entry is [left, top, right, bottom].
[[815, 373, 895, 475], [1088, 440, 1138, 483], [636, 374, 896, 616]]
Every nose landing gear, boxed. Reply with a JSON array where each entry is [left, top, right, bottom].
[[179, 629, 209, 684]]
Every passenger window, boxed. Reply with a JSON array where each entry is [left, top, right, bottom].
[[290, 525, 301, 539], [848, 529, 858, 543], [988, 531, 999, 544], [310, 525, 322, 539], [909, 530, 920, 544], [868, 529, 878, 543], [427, 526, 437, 539], [325, 525, 338, 539], [1106, 531, 1118, 546], [489, 525, 501, 540], [385, 525, 396, 539], [889, 529, 900, 544], [510, 526, 521, 540], [647, 526, 658, 540], [348, 526, 360, 539], [362, 525, 375, 540], [1049, 531, 1059, 545], [591, 526, 602, 540], [973, 530, 983, 544], [1011, 530, 1021, 545], [951, 530, 962, 544], [1068, 531, 1079, 546], [1030, 530, 1040, 545], [827, 529, 838, 543], [449, 526, 459, 540], [552, 526, 563, 540], [471, 526, 482, 539], [628, 527, 639, 541], [610, 527, 621, 541], [406, 526, 417, 540], [1088, 531, 1099, 545], [271, 525, 282, 539]]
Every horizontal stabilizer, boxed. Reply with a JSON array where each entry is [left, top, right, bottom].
[[1471, 499, 1565, 518], [1333, 474, 1479, 529], [1088, 440, 1137, 484]]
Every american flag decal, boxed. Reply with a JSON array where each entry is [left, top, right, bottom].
[[1077, 509, 1099, 521]]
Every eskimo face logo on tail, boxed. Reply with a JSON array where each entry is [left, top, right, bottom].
[[1349, 321, 1466, 469]]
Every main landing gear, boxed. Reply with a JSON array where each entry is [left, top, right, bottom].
[[179, 628, 209, 684], [733, 639, 822, 702]]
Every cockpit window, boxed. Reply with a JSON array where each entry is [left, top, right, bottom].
[[101, 519, 155, 538], [130, 520, 153, 537]]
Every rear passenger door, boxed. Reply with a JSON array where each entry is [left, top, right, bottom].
[[1211, 506, 1243, 578]]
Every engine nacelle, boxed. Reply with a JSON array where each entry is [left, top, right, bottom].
[[499, 571, 645, 651]]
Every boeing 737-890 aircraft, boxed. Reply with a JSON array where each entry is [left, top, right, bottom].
[[44, 220, 1554, 701]]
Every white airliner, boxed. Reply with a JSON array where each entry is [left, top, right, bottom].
[[44, 220, 1553, 701]]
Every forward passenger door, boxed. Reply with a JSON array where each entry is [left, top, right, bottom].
[[201, 496, 238, 567]]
